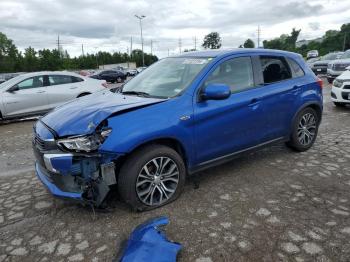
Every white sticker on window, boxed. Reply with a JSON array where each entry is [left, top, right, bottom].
[[182, 59, 208, 65]]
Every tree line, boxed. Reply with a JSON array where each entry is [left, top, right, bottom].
[[200, 23, 350, 58], [0, 32, 158, 73]]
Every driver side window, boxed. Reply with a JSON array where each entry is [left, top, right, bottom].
[[16, 76, 44, 90], [205, 57, 254, 93]]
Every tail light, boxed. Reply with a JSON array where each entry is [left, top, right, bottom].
[[102, 82, 108, 88], [316, 77, 323, 89]]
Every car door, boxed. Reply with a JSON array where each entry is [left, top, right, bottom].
[[47, 75, 83, 108], [193, 55, 267, 165], [255, 55, 301, 141], [2, 75, 49, 117]]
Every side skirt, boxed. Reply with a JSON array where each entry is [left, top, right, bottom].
[[188, 137, 286, 175]]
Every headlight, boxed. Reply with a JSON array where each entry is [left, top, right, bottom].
[[333, 79, 343, 88], [57, 128, 112, 152]]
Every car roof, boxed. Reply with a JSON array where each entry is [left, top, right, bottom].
[[175, 48, 301, 59]]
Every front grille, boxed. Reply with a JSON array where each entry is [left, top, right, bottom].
[[343, 85, 350, 90], [314, 64, 328, 68], [331, 92, 337, 99], [334, 63, 350, 71], [34, 134, 47, 151], [341, 92, 350, 100]]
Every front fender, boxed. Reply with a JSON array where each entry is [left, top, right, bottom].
[[99, 95, 195, 167]]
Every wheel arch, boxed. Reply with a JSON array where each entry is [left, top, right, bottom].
[[116, 137, 189, 172], [289, 102, 322, 136]]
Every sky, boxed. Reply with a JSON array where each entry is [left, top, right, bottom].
[[0, 0, 349, 58]]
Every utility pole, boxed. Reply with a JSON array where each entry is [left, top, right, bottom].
[[135, 15, 146, 67], [151, 39, 153, 55], [194, 36, 197, 50], [179, 38, 182, 54], [343, 33, 347, 51], [130, 36, 133, 57], [81, 44, 84, 57], [257, 25, 261, 48]]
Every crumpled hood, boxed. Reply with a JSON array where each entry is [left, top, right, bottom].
[[41, 90, 165, 137]]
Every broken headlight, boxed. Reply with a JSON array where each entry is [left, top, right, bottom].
[[57, 128, 112, 152]]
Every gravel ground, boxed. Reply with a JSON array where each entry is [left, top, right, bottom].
[[0, 81, 350, 262]]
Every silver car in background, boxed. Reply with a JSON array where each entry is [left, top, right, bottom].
[[0, 71, 107, 120]]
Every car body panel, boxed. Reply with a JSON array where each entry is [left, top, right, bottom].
[[41, 91, 166, 137]]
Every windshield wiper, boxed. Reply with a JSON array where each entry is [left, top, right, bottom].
[[121, 91, 151, 97]]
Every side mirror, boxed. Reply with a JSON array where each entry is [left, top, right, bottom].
[[200, 83, 231, 101], [7, 85, 19, 93]]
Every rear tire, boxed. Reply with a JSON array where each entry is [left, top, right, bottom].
[[327, 78, 334, 84], [118, 145, 186, 211], [286, 107, 320, 152]]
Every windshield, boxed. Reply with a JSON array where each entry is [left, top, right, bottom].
[[122, 57, 211, 98], [321, 53, 339, 60], [341, 50, 350, 59]]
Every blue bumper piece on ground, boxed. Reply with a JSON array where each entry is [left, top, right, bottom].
[[35, 162, 82, 200], [120, 216, 182, 262]]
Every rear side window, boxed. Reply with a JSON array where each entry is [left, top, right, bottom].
[[260, 56, 292, 84], [205, 56, 254, 93], [287, 58, 305, 78], [72, 76, 84, 83], [48, 75, 73, 86]]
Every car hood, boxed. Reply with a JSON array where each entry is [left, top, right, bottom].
[[41, 90, 165, 137], [332, 58, 350, 65], [337, 70, 350, 80], [313, 60, 331, 65]]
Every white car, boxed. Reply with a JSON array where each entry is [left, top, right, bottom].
[[307, 50, 319, 59], [0, 71, 107, 120], [331, 66, 350, 107]]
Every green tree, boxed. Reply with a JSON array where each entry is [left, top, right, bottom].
[[0, 32, 21, 72], [202, 32, 222, 49], [243, 39, 255, 48], [23, 47, 38, 72], [263, 28, 301, 51]]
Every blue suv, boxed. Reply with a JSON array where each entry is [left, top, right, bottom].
[[32, 49, 323, 210]]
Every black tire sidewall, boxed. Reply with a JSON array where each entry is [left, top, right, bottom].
[[118, 145, 186, 211], [290, 107, 319, 151]]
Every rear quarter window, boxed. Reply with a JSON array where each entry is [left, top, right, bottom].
[[260, 56, 292, 84], [287, 58, 305, 78]]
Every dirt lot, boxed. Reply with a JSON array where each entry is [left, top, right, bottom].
[[0, 81, 350, 262]]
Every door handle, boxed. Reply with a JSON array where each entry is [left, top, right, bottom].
[[36, 90, 45, 93], [248, 98, 261, 107], [70, 87, 78, 89]]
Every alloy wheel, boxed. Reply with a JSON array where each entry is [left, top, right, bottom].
[[136, 157, 179, 206], [297, 112, 316, 146]]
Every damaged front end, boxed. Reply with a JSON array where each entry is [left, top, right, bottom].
[[33, 120, 119, 207]]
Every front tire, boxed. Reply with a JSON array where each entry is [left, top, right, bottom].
[[286, 107, 320, 152], [118, 145, 186, 211], [327, 78, 334, 84]]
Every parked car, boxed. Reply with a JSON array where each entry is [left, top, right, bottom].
[[0, 71, 107, 120], [90, 70, 126, 83], [33, 49, 323, 210], [327, 50, 350, 83], [331, 66, 350, 107], [312, 52, 343, 75], [136, 67, 147, 73], [125, 68, 138, 77], [307, 50, 319, 59]]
